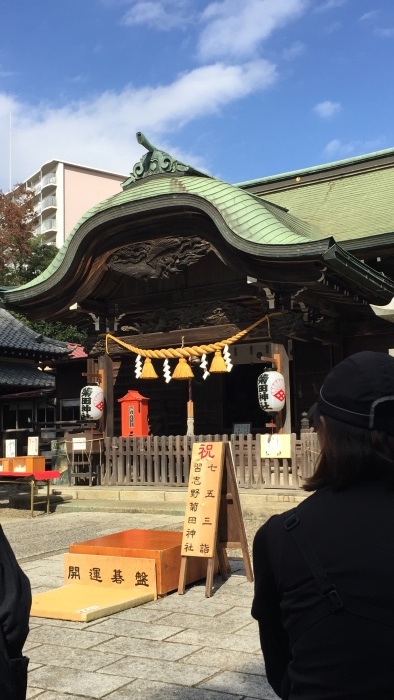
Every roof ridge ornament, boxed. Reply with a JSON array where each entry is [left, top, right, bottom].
[[122, 132, 208, 189]]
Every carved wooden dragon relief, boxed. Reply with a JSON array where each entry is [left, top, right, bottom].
[[106, 237, 212, 279]]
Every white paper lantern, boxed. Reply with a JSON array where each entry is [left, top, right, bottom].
[[80, 385, 104, 421], [257, 371, 286, 412]]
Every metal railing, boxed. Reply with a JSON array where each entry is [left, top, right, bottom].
[[41, 218, 57, 231], [41, 173, 56, 187], [41, 195, 57, 210]]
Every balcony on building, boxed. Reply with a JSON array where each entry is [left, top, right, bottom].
[[41, 195, 57, 213], [30, 181, 42, 196], [40, 218, 57, 243], [41, 217, 56, 231], [41, 173, 57, 194]]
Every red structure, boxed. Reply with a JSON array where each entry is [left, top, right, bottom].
[[118, 390, 149, 437]]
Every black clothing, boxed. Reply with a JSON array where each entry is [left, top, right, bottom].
[[252, 481, 394, 700], [0, 525, 31, 700]]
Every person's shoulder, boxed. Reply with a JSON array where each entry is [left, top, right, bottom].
[[254, 490, 329, 541], [254, 510, 292, 547]]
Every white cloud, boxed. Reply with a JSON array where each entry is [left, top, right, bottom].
[[313, 100, 341, 118], [0, 64, 18, 78], [198, 0, 308, 60], [0, 60, 277, 190], [324, 137, 384, 157], [324, 138, 351, 156], [374, 27, 394, 38], [282, 40, 306, 60], [359, 10, 379, 21], [314, 0, 346, 12], [326, 20, 342, 32], [121, 0, 192, 30], [117, 0, 309, 47], [65, 75, 89, 85]]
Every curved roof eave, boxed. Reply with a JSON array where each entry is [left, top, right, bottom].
[[2, 175, 328, 304], [4, 172, 394, 307]]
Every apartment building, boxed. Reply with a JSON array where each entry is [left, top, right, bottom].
[[23, 160, 126, 247]]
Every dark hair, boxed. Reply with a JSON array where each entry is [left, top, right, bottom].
[[304, 405, 394, 491]]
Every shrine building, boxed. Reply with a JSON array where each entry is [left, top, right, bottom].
[[2, 134, 394, 488]]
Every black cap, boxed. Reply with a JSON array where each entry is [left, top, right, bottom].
[[315, 351, 394, 432]]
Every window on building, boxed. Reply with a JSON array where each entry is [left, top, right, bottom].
[[1, 402, 34, 430], [37, 401, 56, 424], [2, 404, 17, 430], [60, 399, 80, 422]]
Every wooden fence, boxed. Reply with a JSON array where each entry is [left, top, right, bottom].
[[103, 433, 320, 489]]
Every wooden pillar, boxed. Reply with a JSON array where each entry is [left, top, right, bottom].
[[98, 353, 114, 438], [271, 342, 291, 434], [86, 358, 96, 381]]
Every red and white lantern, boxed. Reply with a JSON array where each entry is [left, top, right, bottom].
[[257, 371, 286, 413], [80, 385, 104, 421]]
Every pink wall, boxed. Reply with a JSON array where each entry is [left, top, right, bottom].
[[64, 167, 124, 239]]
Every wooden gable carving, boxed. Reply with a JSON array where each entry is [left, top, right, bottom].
[[106, 237, 212, 279]]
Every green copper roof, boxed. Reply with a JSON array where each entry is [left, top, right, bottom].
[[262, 166, 394, 242], [236, 145, 394, 188], [6, 174, 322, 294]]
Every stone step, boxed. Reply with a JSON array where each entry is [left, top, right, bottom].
[[52, 499, 186, 515], [8, 484, 307, 517], [7, 493, 301, 518]]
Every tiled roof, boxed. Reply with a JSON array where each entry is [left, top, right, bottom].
[[236, 145, 394, 188], [261, 167, 394, 242], [67, 343, 88, 359], [0, 362, 56, 389], [3, 146, 394, 310], [0, 309, 70, 358], [236, 147, 394, 243], [3, 175, 322, 295]]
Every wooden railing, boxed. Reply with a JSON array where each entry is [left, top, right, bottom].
[[103, 433, 320, 489]]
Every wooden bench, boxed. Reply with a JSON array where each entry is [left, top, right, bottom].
[[0, 463, 60, 517]]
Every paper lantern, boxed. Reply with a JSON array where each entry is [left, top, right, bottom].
[[257, 371, 286, 412], [80, 385, 104, 421]]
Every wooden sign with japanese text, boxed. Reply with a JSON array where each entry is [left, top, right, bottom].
[[5, 439, 16, 458], [261, 433, 292, 459], [179, 441, 253, 597], [181, 441, 225, 559], [64, 553, 157, 598], [27, 436, 39, 456]]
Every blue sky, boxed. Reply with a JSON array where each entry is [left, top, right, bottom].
[[0, 0, 393, 191]]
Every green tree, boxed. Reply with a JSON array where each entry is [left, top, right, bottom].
[[9, 311, 87, 345], [18, 236, 58, 284], [2, 186, 86, 344], [0, 185, 57, 285]]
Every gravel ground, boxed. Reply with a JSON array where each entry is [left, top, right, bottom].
[[0, 483, 34, 520]]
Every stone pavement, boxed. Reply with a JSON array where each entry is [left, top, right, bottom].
[[3, 511, 274, 700]]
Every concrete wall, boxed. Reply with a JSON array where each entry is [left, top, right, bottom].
[[63, 166, 124, 242]]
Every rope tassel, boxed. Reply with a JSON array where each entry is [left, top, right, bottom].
[[209, 350, 228, 373], [140, 357, 158, 379], [172, 358, 194, 380]]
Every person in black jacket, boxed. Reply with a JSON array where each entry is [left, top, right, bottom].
[[0, 524, 31, 700], [252, 351, 394, 700]]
